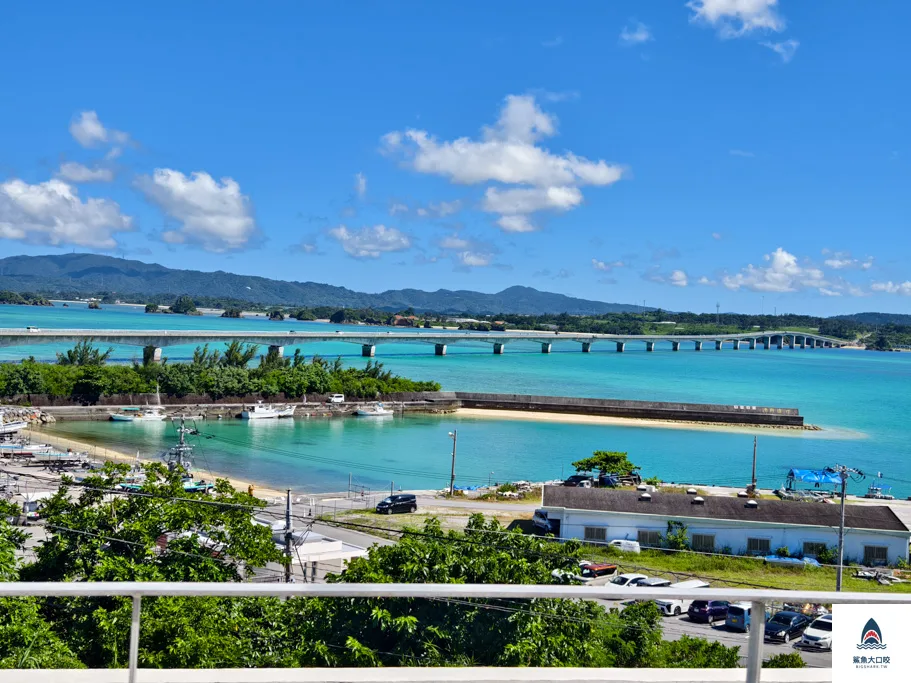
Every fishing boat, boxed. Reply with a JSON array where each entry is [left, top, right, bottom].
[[240, 401, 296, 420], [118, 419, 213, 494], [355, 402, 395, 417], [109, 406, 167, 422], [0, 420, 28, 435], [864, 480, 894, 500]]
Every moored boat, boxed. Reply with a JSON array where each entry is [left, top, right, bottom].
[[110, 406, 167, 422], [240, 401, 296, 420], [355, 402, 395, 417]]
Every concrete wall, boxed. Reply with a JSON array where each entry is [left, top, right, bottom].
[[544, 507, 910, 565], [454, 392, 803, 427]]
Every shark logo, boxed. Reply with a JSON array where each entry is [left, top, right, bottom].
[[857, 618, 887, 650]]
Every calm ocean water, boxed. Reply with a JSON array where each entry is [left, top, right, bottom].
[[3, 303, 909, 497]]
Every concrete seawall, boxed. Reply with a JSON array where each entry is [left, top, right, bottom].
[[20, 390, 804, 427], [451, 392, 804, 427]]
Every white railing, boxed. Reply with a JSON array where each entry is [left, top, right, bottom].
[[0, 582, 907, 682]]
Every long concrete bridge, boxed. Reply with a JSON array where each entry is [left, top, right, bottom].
[[0, 328, 848, 359]]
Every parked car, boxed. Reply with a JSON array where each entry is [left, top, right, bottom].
[[688, 599, 730, 623], [563, 474, 594, 488], [764, 611, 812, 644], [327, 394, 345, 403], [638, 577, 672, 588], [375, 494, 417, 515], [610, 573, 648, 587], [799, 614, 832, 650], [654, 579, 709, 616], [725, 602, 757, 632], [550, 568, 584, 584], [608, 539, 641, 553], [578, 562, 619, 583], [532, 509, 555, 533]]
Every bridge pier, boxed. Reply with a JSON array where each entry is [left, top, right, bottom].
[[361, 344, 375, 357], [732, 340, 741, 350], [435, 344, 447, 356], [581, 342, 592, 353], [762, 337, 771, 350], [493, 343, 505, 355], [799, 337, 806, 349], [748, 339, 756, 350], [268, 345, 284, 357], [774, 336, 783, 350], [694, 341, 703, 351], [646, 341, 655, 352], [787, 337, 795, 349], [616, 342, 625, 353], [672, 341, 680, 352], [715, 340, 723, 351], [540, 343, 552, 354]]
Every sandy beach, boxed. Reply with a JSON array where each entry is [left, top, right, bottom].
[[29, 426, 286, 501], [454, 407, 832, 437]]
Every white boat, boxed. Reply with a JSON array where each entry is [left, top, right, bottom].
[[0, 420, 28, 435], [355, 403, 395, 417], [240, 401, 296, 420], [110, 407, 167, 422]]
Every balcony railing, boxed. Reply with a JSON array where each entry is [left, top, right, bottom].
[[2, 582, 908, 682]]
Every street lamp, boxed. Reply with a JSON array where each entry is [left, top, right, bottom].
[[489, 471, 494, 487], [448, 430, 458, 496]]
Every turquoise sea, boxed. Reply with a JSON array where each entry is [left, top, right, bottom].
[[2, 303, 910, 497]]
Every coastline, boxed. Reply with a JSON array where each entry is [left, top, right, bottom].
[[454, 407, 832, 437], [29, 425, 286, 501]]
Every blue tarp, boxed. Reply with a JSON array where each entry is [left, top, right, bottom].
[[763, 555, 822, 568], [787, 468, 841, 485]]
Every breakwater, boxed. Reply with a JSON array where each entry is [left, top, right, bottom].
[[29, 390, 804, 427]]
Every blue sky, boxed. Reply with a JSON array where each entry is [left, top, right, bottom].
[[1, 1, 909, 315]]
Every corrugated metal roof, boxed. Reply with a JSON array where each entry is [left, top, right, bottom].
[[542, 486, 909, 533]]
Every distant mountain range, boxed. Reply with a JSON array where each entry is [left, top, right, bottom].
[[0, 253, 644, 315]]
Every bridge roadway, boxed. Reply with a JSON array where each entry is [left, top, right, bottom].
[[0, 328, 847, 358]]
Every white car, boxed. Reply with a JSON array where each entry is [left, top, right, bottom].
[[610, 573, 648, 587], [608, 539, 641, 553], [327, 394, 345, 403], [800, 614, 832, 650], [654, 579, 709, 616]]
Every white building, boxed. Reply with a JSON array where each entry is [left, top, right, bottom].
[[541, 486, 910, 566]]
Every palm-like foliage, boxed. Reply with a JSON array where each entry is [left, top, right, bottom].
[[220, 341, 259, 368], [56, 340, 114, 366]]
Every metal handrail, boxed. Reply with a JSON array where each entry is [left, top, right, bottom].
[[1, 582, 905, 682]]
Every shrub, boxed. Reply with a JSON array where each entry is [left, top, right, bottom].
[[764, 653, 805, 668], [775, 546, 790, 558]]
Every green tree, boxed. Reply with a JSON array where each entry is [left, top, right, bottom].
[[664, 521, 690, 551], [144, 303, 159, 313], [764, 652, 806, 668], [659, 635, 740, 668], [170, 295, 198, 315], [191, 343, 221, 369], [56, 339, 114, 366], [329, 309, 347, 324], [0, 598, 85, 669], [220, 341, 259, 368], [572, 450, 639, 476], [259, 346, 290, 372]]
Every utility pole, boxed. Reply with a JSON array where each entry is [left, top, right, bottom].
[[716, 302, 720, 326], [284, 489, 293, 583], [832, 465, 864, 591], [448, 430, 458, 496], [348, 472, 352, 498], [748, 436, 757, 494]]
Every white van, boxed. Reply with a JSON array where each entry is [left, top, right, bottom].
[[653, 579, 710, 616], [608, 539, 641, 553], [327, 394, 345, 403]]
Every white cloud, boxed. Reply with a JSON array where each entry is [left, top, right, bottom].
[[592, 258, 625, 272], [670, 270, 689, 287], [698, 276, 717, 286], [818, 287, 842, 297], [55, 162, 114, 183], [136, 169, 259, 252], [327, 224, 411, 259], [0, 178, 132, 248], [722, 247, 827, 293], [823, 253, 874, 270], [712, 232, 722, 240], [619, 21, 652, 46], [761, 38, 799, 63], [382, 94, 624, 233], [354, 172, 367, 198], [496, 215, 536, 233], [483, 186, 583, 215], [440, 234, 470, 250], [871, 281, 911, 296], [389, 202, 409, 216], [455, 250, 493, 267], [69, 111, 130, 151], [429, 200, 461, 217], [297, 243, 317, 254], [687, 0, 785, 38]]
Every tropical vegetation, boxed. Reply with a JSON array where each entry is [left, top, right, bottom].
[[0, 341, 439, 402]]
